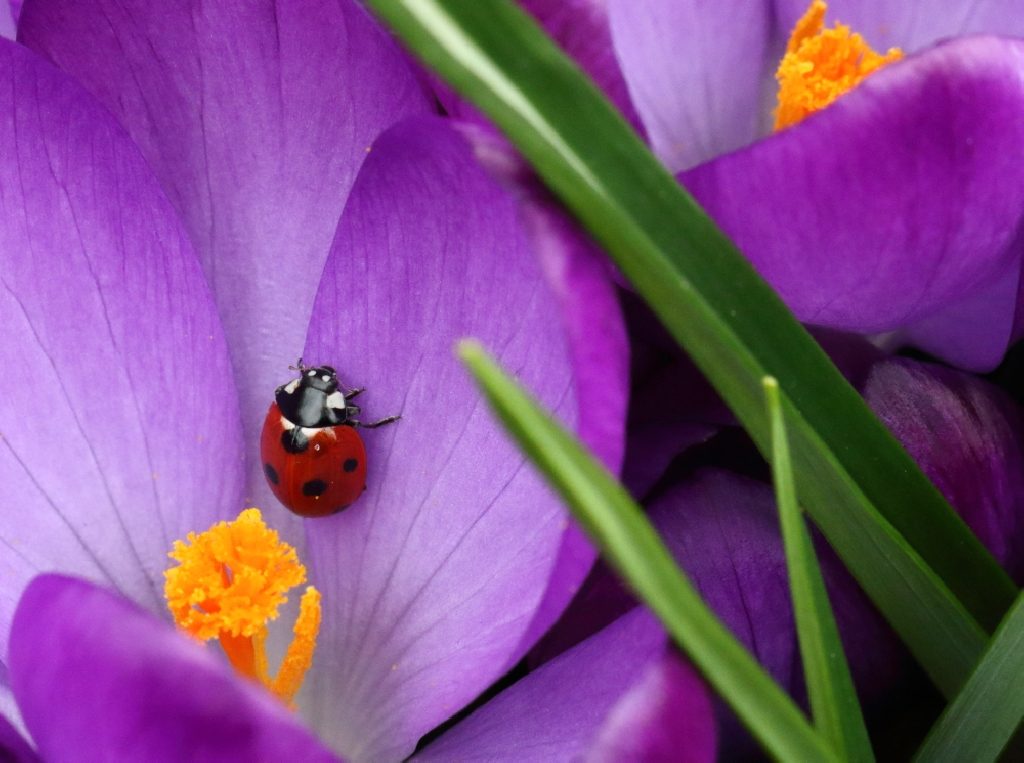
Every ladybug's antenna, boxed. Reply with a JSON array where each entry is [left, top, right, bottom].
[[288, 357, 308, 373]]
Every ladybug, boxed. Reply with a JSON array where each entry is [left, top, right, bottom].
[[260, 361, 399, 517]]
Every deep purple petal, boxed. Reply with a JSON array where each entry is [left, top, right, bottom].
[[418, 608, 714, 762], [9, 575, 338, 763], [301, 116, 626, 760], [512, 196, 629, 653], [775, 0, 1024, 53], [520, 0, 645, 135], [648, 469, 905, 757], [865, 359, 1024, 580], [608, 0, 775, 172], [20, 0, 434, 514], [588, 651, 715, 763], [450, 122, 631, 658], [681, 37, 1024, 370], [0, 711, 37, 763], [898, 266, 1021, 370], [0, 40, 241, 652]]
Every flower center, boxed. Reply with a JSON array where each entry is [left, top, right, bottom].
[[164, 508, 321, 706], [774, 0, 902, 130]]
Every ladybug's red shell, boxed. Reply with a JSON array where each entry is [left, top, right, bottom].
[[260, 401, 367, 518]]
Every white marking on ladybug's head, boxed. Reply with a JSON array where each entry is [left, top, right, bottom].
[[326, 391, 346, 409], [307, 370, 317, 377], [321, 374, 331, 383]]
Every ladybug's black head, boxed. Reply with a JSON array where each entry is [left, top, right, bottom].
[[276, 363, 348, 428], [298, 365, 339, 394]]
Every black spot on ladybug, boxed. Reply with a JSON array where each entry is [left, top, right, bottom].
[[281, 428, 309, 454], [263, 463, 279, 485], [343, 458, 358, 473], [302, 479, 328, 497]]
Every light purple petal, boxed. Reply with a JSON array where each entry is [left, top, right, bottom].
[[865, 359, 1024, 580], [775, 0, 1024, 53], [0, 2, 14, 39], [608, 0, 775, 172], [418, 608, 713, 762], [9, 575, 338, 763], [0, 41, 241, 653], [301, 116, 627, 760], [0, 710, 37, 763], [681, 37, 1024, 370], [0, 663, 23, 745], [520, 0, 645, 135], [19, 0, 434, 516]]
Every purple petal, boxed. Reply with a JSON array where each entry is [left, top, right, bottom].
[[9, 575, 338, 763], [588, 651, 715, 763], [608, 0, 774, 172], [19, 0, 434, 513], [0, 2, 13, 39], [418, 608, 714, 762], [0, 665, 22, 745], [647, 469, 904, 757], [0, 711, 37, 763], [681, 37, 1024, 370], [652, 471, 798, 690], [865, 358, 1024, 579], [0, 41, 241, 654], [301, 116, 627, 760], [775, 0, 1024, 53], [520, 0, 645, 135], [898, 267, 1020, 370]]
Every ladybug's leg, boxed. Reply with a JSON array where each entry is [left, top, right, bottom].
[[354, 414, 401, 429], [344, 387, 365, 399]]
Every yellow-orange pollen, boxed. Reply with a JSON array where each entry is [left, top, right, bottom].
[[164, 508, 322, 707], [774, 0, 902, 130]]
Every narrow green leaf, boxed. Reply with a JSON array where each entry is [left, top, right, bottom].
[[366, 0, 1010, 695], [765, 377, 874, 762], [915, 591, 1024, 763], [459, 341, 836, 762]]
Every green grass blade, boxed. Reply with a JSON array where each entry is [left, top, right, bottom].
[[365, 0, 1010, 695], [914, 591, 1024, 763], [459, 341, 837, 762], [765, 378, 874, 762]]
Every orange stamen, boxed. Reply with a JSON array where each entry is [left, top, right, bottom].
[[164, 508, 321, 706], [774, 0, 902, 130]]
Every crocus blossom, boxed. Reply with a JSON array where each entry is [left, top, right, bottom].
[[0, 0, 669, 758], [524, 0, 1024, 371], [538, 345, 1024, 754]]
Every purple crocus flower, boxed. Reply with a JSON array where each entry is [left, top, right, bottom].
[[523, 0, 1024, 372], [536, 341, 1024, 757], [0, 2, 721, 759]]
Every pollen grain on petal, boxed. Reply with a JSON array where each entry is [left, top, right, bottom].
[[774, 0, 902, 130]]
